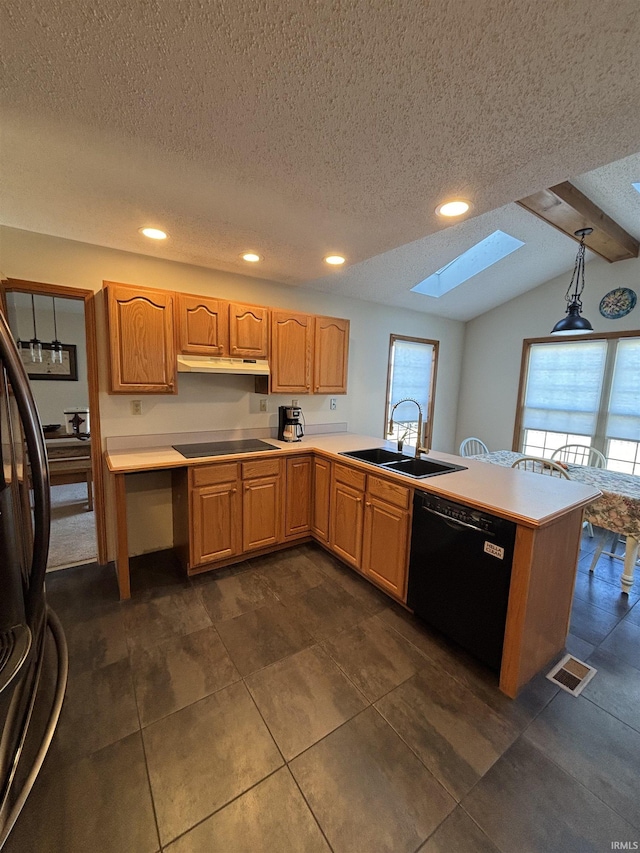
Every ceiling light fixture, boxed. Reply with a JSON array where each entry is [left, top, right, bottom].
[[550, 228, 594, 335], [139, 227, 168, 240], [241, 252, 261, 263], [324, 255, 346, 266], [435, 200, 470, 218]]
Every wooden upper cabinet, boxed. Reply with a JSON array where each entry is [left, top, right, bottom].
[[177, 294, 229, 356], [104, 282, 177, 394], [229, 303, 269, 358], [270, 311, 313, 393], [314, 316, 349, 394]]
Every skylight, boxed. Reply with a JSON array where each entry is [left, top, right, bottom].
[[633, 181, 640, 195], [411, 230, 525, 298]]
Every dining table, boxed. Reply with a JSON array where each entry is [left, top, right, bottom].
[[471, 450, 640, 595]]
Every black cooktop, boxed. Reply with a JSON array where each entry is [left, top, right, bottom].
[[173, 438, 278, 459]]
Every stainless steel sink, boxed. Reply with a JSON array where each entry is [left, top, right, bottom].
[[339, 448, 467, 479], [383, 457, 466, 478], [340, 448, 407, 464]]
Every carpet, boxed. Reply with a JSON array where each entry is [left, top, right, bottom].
[[47, 482, 97, 570]]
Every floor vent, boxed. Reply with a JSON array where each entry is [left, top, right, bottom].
[[546, 654, 597, 696]]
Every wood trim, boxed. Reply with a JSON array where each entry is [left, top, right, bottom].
[[517, 182, 639, 263], [1, 278, 108, 566], [114, 472, 131, 600], [500, 508, 583, 697]]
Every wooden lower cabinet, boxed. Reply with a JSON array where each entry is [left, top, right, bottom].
[[243, 475, 281, 551], [362, 496, 409, 598], [329, 463, 366, 568], [285, 455, 312, 538], [241, 457, 282, 552], [191, 480, 241, 566], [311, 456, 331, 542]]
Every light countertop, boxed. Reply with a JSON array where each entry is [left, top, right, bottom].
[[105, 432, 601, 528]]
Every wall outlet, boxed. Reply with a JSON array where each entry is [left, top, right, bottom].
[[330, 398, 337, 410], [130, 400, 142, 416], [259, 399, 268, 412], [291, 399, 298, 407]]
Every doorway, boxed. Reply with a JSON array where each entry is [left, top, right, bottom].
[[1, 279, 106, 569]]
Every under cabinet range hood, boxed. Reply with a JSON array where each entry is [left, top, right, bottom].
[[177, 355, 270, 375]]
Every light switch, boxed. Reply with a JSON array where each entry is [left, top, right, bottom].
[[130, 400, 142, 415]]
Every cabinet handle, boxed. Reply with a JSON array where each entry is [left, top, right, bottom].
[[231, 489, 237, 494], [356, 497, 362, 503], [365, 501, 371, 507]]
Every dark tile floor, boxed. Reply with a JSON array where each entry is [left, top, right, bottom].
[[5, 531, 640, 852]]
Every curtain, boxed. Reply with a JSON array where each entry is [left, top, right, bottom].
[[606, 337, 640, 441], [388, 340, 434, 423], [523, 341, 607, 434]]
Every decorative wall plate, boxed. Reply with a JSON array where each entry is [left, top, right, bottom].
[[599, 287, 637, 319]]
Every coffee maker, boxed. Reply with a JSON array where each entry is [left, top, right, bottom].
[[278, 406, 304, 442]]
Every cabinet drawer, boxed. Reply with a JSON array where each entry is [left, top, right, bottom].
[[367, 475, 410, 510], [241, 458, 281, 480], [333, 462, 366, 491], [191, 462, 239, 487]]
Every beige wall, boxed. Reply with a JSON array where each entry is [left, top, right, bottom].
[[1, 225, 466, 555], [456, 254, 640, 452]]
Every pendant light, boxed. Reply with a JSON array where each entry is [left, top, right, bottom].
[[550, 227, 594, 335], [29, 294, 43, 362], [51, 297, 63, 363]]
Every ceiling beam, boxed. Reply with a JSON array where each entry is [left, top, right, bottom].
[[516, 181, 639, 263]]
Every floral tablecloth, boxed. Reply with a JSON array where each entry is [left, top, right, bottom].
[[470, 451, 640, 539]]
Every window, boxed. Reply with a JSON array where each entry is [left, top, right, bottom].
[[385, 335, 438, 449], [516, 333, 640, 473]]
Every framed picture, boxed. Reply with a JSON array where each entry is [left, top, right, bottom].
[[20, 343, 78, 381]]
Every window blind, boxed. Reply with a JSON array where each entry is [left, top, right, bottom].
[[388, 339, 434, 423], [523, 341, 607, 434], [606, 337, 640, 441]]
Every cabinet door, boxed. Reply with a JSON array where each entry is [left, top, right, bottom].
[[105, 282, 177, 393], [362, 497, 409, 599], [311, 456, 331, 542], [243, 476, 281, 551], [229, 303, 269, 358], [191, 482, 241, 566], [313, 316, 350, 394], [270, 311, 312, 393], [329, 480, 364, 568], [178, 294, 229, 356], [285, 455, 312, 538]]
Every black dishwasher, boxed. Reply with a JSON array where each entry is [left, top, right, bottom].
[[407, 491, 516, 671]]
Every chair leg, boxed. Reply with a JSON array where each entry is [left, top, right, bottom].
[[589, 531, 609, 573]]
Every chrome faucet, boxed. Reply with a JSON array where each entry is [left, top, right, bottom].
[[388, 398, 429, 457]]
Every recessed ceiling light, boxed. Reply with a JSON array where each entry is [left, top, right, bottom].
[[139, 227, 168, 240], [435, 200, 471, 218], [324, 255, 346, 265], [241, 252, 262, 262]]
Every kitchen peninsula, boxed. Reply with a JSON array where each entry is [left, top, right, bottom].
[[106, 433, 600, 698]]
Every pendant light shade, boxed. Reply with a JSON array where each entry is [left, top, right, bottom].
[[51, 297, 64, 363], [551, 228, 594, 335], [29, 294, 43, 362]]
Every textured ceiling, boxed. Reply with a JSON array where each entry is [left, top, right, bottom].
[[1, 0, 640, 318]]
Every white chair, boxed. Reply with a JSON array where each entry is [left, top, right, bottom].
[[459, 437, 489, 457], [551, 444, 606, 468], [551, 445, 606, 537], [510, 456, 570, 478]]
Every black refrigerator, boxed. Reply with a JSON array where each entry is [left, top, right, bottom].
[[0, 311, 67, 848]]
